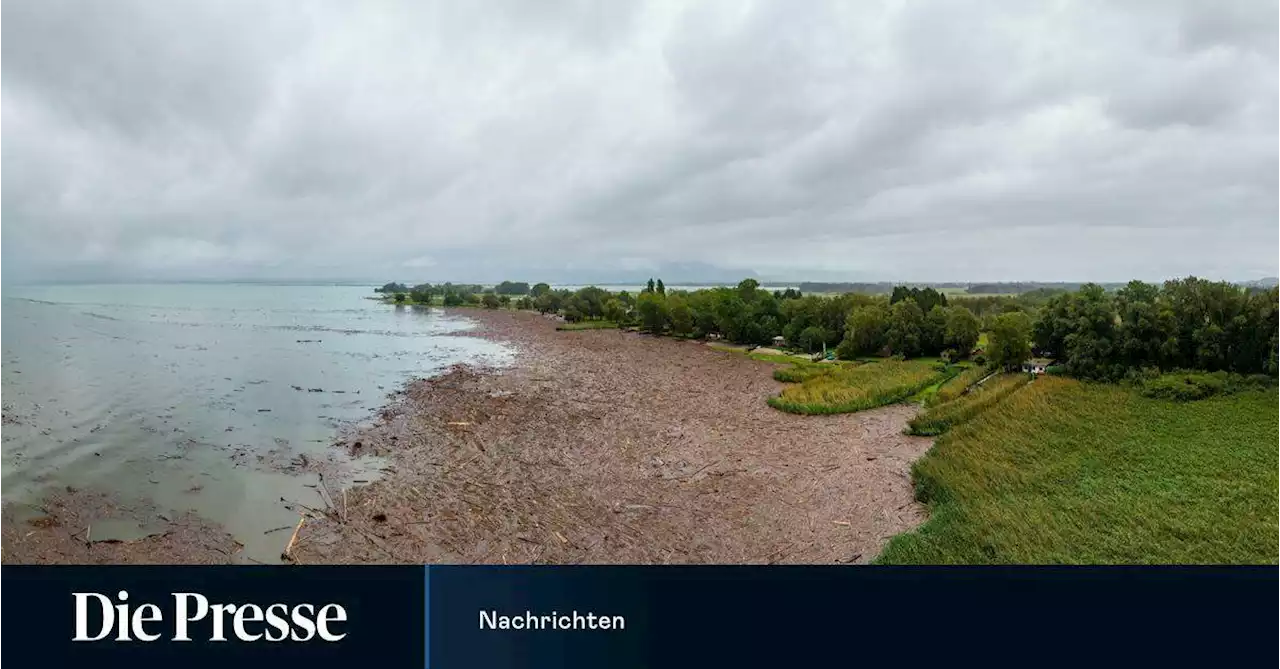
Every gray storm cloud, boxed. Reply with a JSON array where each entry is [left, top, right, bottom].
[[2, 0, 1276, 283]]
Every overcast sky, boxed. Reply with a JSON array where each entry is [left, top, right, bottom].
[[3, 0, 1277, 284]]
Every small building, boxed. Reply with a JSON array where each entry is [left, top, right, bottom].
[[1022, 358, 1054, 375], [772, 336, 786, 348]]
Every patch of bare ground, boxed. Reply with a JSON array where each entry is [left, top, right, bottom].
[[1, 489, 240, 564], [295, 309, 934, 564]]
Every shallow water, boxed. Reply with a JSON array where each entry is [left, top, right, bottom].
[[1, 283, 512, 561]]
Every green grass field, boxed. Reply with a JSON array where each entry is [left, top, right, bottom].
[[924, 365, 991, 406], [768, 359, 954, 415], [908, 372, 1031, 436], [879, 377, 1279, 564], [555, 320, 619, 331]]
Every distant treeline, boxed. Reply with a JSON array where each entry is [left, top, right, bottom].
[[521, 279, 980, 360], [375, 277, 1278, 379], [796, 281, 1106, 295], [1033, 279, 1278, 379]]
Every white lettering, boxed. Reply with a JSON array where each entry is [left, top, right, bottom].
[[316, 604, 347, 641], [233, 603, 264, 642], [132, 603, 163, 641], [263, 604, 291, 642], [290, 604, 317, 641], [209, 603, 235, 641], [72, 593, 114, 642], [172, 592, 209, 642]]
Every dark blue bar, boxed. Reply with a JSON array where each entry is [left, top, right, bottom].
[[1, 566, 425, 668], [428, 566, 1277, 669], [3, 566, 1275, 668]]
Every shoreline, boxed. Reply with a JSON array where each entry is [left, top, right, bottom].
[[3, 307, 935, 565], [293, 308, 933, 564]]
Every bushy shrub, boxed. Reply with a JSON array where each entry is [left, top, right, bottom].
[[1141, 373, 1224, 401], [835, 337, 859, 360], [1140, 371, 1274, 401]]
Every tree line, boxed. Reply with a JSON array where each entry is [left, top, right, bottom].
[[376, 276, 1279, 379], [522, 279, 982, 360], [1032, 279, 1278, 379]]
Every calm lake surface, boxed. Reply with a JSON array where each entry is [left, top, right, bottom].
[[1, 283, 512, 560]]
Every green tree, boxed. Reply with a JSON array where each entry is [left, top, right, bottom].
[[886, 300, 925, 357], [409, 283, 436, 304], [922, 305, 949, 356], [944, 306, 981, 356], [480, 293, 500, 309], [495, 281, 530, 295], [573, 286, 610, 319], [797, 326, 831, 353], [530, 282, 552, 298], [667, 294, 693, 335], [645, 278, 656, 293], [839, 304, 890, 358], [988, 312, 1033, 370], [603, 298, 626, 324], [637, 291, 668, 333], [656, 279, 666, 295], [533, 292, 560, 314]]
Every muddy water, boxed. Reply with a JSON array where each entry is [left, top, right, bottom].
[[1, 283, 512, 561]]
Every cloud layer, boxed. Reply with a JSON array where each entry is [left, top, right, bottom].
[[3, 0, 1276, 282]]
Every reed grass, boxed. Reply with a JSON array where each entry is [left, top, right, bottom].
[[768, 360, 952, 415], [907, 373, 1031, 436], [878, 377, 1279, 564], [925, 365, 992, 407]]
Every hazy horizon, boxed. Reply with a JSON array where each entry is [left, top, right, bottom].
[[3, 1, 1277, 284]]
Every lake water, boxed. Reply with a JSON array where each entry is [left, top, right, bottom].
[[1, 283, 513, 561]]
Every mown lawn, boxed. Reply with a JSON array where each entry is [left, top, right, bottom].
[[879, 376, 1279, 564], [768, 359, 953, 415]]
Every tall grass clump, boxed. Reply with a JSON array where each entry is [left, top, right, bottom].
[[768, 360, 952, 415], [1139, 370, 1275, 401], [924, 365, 992, 406], [908, 373, 1032, 436], [556, 320, 619, 331], [878, 377, 1279, 564], [771, 361, 846, 383]]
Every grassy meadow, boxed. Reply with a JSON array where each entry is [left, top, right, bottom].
[[908, 372, 1032, 436], [879, 376, 1279, 564], [920, 364, 988, 406], [768, 359, 954, 415], [556, 320, 619, 331]]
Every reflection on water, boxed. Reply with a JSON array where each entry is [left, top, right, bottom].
[[1, 283, 512, 561]]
